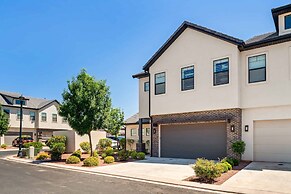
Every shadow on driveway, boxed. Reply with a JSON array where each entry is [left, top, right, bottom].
[[244, 161, 291, 172]]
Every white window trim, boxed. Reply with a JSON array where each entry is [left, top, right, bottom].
[[152, 70, 168, 97], [280, 12, 291, 35], [245, 52, 269, 86], [180, 64, 196, 93], [211, 55, 232, 88]]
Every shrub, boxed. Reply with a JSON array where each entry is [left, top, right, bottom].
[[23, 142, 43, 149], [232, 141, 246, 158], [193, 158, 222, 182], [72, 149, 82, 159], [36, 152, 49, 160], [136, 152, 145, 160], [130, 151, 137, 159], [46, 136, 66, 149], [93, 150, 98, 157], [221, 157, 234, 167], [80, 142, 90, 153], [105, 147, 114, 156], [66, 155, 81, 164], [118, 150, 129, 161], [104, 156, 115, 164], [83, 157, 99, 167], [97, 138, 112, 150], [231, 158, 239, 166], [1, 144, 7, 149], [119, 138, 125, 150], [216, 162, 229, 173], [51, 143, 65, 161], [101, 153, 107, 159]]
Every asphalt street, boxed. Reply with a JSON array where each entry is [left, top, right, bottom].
[[0, 152, 213, 194]]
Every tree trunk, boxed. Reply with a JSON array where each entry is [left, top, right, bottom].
[[88, 131, 93, 157]]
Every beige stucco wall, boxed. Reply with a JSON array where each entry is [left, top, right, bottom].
[[278, 12, 291, 36], [4, 106, 36, 129], [242, 105, 291, 161], [125, 124, 151, 151], [38, 102, 72, 130], [240, 42, 291, 108], [149, 28, 240, 115], [139, 77, 149, 118], [53, 130, 106, 153]]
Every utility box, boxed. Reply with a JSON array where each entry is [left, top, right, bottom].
[[29, 146, 34, 160]]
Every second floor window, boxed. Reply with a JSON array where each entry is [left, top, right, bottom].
[[52, 114, 57, 123], [131, 129, 137, 136], [181, 66, 194, 91], [41, 113, 47, 122], [285, 14, 291, 30], [248, 54, 266, 83], [213, 58, 229, 86], [155, 72, 166, 95], [15, 99, 26, 106], [62, 117, 68, 123], [144, 82, 149, 92], [30, 112, 35, 121]]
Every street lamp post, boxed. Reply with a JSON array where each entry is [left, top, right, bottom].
[[17, 95, 26, 157]]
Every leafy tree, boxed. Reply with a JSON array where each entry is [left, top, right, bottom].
[[59, 69, 112, 156], [105, 108, 124, 139], [0, 105, 9, 137]]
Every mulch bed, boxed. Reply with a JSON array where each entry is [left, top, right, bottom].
[[184, 161, 251, 185], [44, 153, 135, 167]]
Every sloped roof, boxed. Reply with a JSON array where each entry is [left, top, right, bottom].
[[125, 113, 139, 124], [0, 91, 58, 110]]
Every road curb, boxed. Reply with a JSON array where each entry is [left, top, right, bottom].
[[4, 156, 255, 194]]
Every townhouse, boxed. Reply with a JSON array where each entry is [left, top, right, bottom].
[[128, 4, 291, 162], [0, 91, 72, 145]]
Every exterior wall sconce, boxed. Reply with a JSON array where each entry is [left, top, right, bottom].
[[245, 125, 249, 132], [153, 123, 158, 127], [153, 128, 156, 134], [230, 125, 235, 132]]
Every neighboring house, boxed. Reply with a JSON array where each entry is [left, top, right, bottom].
[[132, 4, 291, 163], [0, 91, 72, 145], [124, 113, 151, 152]]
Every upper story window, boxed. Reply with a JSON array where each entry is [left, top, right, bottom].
[[248, 54, 266, 83], [285, 14, 291, 30], [15, 99, 26, 106], [41, 112, 47, 122], [62, 117, 68, 123], [131, 129, 137, 136], [181, 66, 194, 91], [52, 114, 57, 123], [30, 112, 35, 121], [155, 72, 166, 95], [213, 58, 229, 86], [144, 82, 149, 92]]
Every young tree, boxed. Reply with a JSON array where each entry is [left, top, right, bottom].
[[105, 108, 124, 141], [0, 105, 9, 137], [59, 69, 111, 156]]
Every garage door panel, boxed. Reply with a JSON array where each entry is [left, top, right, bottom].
[[254, 120, 291, 163], [161, 122, 226, 159]]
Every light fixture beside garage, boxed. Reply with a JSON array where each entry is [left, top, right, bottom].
[[245, 125, 249, 132], [230, 125, 235, 132]]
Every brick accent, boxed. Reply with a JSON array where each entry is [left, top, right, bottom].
[[151, 108, 242, 159]]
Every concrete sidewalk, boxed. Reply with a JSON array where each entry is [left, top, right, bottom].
[[5, 156, 281, 194]]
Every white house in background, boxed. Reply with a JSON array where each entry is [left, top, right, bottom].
[[0, 91, 72, 145], [132, 4, 291, 163]]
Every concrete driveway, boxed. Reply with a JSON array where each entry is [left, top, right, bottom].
[[222, 162, 291, 194], [91, 157, 195, 183]]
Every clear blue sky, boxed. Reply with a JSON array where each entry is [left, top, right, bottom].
[[0, 0, 290, 118]]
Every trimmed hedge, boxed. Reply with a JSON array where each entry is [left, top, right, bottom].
[[46, 136, 66, 149], [66, 155, 81, 164], [51, 143, 65, 161], [130, 151, 137, 159], [193, 158, 222, 182], [118, 150, 129, 161], [36, 152, 49, 160], [104, 156, 115, 164], [136, 152, 145, 160], [216, 162, 229, 173], [23, 142, 43, 149], [98, 138, 112, 150], [105, 147, 114, 156], [83, 157, 99, 167], [72, 149, 82, 159], [80, 142, 90, 153]]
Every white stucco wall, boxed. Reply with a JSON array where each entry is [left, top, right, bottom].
[[139, 77, 149, 118], [149, 28, 240, 115], [242, 105, 291, 161]]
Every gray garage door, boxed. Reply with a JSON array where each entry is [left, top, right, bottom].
[[161, 122, 227, 159]]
